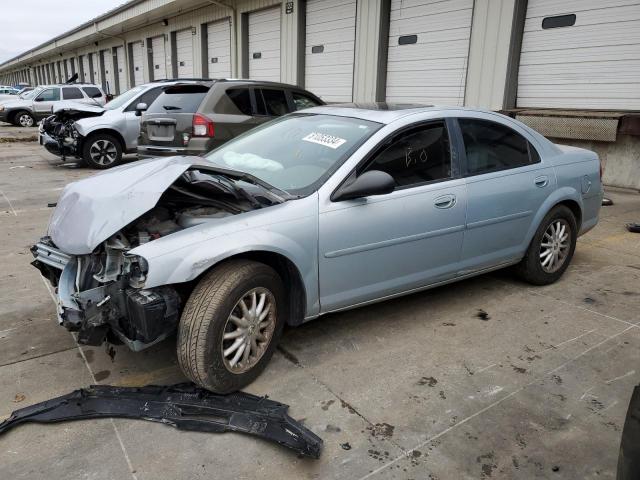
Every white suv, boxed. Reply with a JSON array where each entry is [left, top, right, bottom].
[[0, 83, 106, 127]]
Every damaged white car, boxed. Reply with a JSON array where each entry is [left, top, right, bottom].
[[32, 105, 602, 393]]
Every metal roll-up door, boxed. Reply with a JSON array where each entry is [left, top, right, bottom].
[[305, 0, 356, 102], [115, 46, 127, 93], [517, 0, 640, 110], [63, 60, 69, 81], [385, 0, 473, 104], [248, 7, 281, 82], [103, 50, 115, 94], [152, 36, 167, 80], [91, 53, 101, 85], [176, 29, 194, 78], [131, 42, 144, 86], [82, 55, 91, 82], [207, 19, 232, 78]]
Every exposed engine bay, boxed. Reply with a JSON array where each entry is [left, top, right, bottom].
[[32, 166, 285, 350], [40, 106, 104, 159]]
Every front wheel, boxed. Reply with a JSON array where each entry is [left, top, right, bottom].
[[516, 205, 577, 285], [82, 133, 122, 169], [177, 260, 286, 393], [14, 110, 35, 127]]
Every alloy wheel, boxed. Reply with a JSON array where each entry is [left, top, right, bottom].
[[18, 114, 33, 127], [539, 219, 571, 273], [221, 287, 277, 374], [89, 139, 118, 166]]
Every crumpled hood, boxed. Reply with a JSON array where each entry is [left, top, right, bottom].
[[52, 101, 105, 116], [48, 156, 208, 254]]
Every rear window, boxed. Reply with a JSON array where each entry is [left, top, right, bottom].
[[82, 86, 102, 98], [147, 84, 209, 113]]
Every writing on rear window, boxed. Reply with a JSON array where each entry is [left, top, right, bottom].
[[302, 132, 346, 149]]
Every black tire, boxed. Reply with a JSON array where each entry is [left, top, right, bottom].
[[177, 260, 286, 393], [13, 110, 35, 127], [82, 133, 123, 169], [516, 205, 578, 285]]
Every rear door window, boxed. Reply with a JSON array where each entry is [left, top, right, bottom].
[[226, 88, 252, 115], [256, 89, 289, 116], [123, 87, 163, 112], [292, 92, 321, 110], [147, 84, 209, 113], [82, 86, 102, 99], [62, 87, 83, 100], [458, 118, 539, 175]]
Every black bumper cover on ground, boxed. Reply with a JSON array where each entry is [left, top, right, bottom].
[[0, 383, 323, 458]]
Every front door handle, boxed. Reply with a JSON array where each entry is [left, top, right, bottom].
[[434, 194, 456, 209], [535, 175, 549, 188]]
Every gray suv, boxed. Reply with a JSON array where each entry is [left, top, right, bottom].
[[137, 80, 324, 157], [0, 84, 106, 127]]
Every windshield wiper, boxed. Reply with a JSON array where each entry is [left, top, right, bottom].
[[163, 105, 181, 111]]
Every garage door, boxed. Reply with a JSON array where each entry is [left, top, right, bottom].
[[69, 58, 76, 76], [305, 0, 356, 102], [63, 60, 69, 81], [385, 0, 473, 105], [130, 42, 145, 86], [207, 18, 232, 78], [248, 7, 281, 82], [517, 0, 640, 110], [103, 50, 115, 94], [91, 53, 101, 85], [176, 29, 194, 78], [82, 55, 91, 83], [152, 36, 167, 80], [115, 46, 127, 94]]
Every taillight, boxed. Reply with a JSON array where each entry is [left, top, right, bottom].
[[193, 114, 214, 137]]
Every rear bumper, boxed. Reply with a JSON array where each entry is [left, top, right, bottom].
[[137, 145, 202, 158]]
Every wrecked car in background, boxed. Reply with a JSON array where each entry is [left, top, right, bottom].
[[32, 105, 603, 393], [38, 80, 195, 169]]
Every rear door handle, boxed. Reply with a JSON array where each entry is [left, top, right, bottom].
[[535, 175, 549, 188], [434, 194, 456, 209]]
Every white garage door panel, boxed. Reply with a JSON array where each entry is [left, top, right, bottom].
[[152, 36, 167, 80], [82, 56, 91, 82], [248, 7, 281, 82], [115, 46, 127, 93], [207, 19, 232, 78], [305, 0, 356, 102], [103, 51, 115, 94], [131, 42, 144, 86], [176, 29, 194, 78], [517, 0, 640, 109], [91, 54, 101, 84], [386, 0, 473, 104]]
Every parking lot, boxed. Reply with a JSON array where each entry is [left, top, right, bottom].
[[0, 123, 639, 479]]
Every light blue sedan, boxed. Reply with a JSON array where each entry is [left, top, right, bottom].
[[33, 104, 603, 392]]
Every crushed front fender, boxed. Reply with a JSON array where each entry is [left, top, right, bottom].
[[0, 383, 323, 458]]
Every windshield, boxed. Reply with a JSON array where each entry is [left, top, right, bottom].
[[205, 114, 382, 196], [104, 86, 146, 110], [20, 88, 41, 99]]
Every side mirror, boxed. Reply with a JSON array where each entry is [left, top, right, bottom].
[[332, 170, 395, 202], [34, 96, 44, 102], [135, 102, 148, 117]]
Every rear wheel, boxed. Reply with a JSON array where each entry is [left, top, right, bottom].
[[177, 260, 286, 393], [14, 110, 35, 127], [82, 133, 122, 169], [516, 205, 577, 285]]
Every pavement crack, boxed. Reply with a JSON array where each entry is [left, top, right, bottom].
[[0, 346, 78, 368], [277, 344, 408, 455]]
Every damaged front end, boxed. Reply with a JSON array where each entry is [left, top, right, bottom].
[[39, 104, 104, 160], [32, 234, 180, 350], [32, 158, 286, 350]]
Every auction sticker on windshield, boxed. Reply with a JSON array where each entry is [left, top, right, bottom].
[[302, 132, 347, 149]]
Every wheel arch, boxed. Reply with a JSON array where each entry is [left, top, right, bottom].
[[524, 188, 583, 250], [82, 128, 126, 150], [194, 250, 308, 327], [7, 108, 28, 124]]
